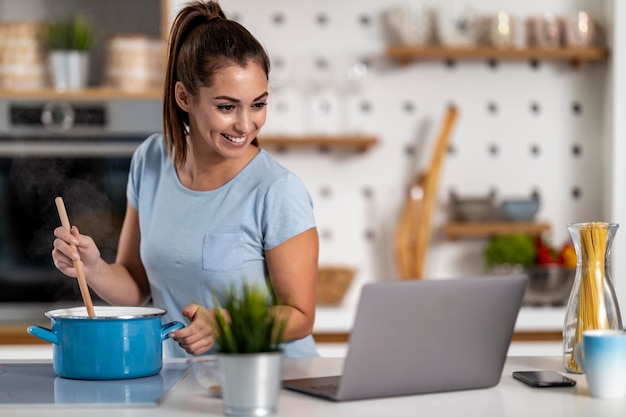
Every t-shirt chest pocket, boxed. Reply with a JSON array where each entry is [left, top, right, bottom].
[[202, 232, 244, 272]]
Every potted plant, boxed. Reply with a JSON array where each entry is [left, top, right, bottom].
[[212, 282, 287, 416], [41, 14, 93, 90]]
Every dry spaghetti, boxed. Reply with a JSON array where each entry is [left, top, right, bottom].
[[567, 222, 610, 372]]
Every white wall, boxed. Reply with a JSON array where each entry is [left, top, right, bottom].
[[168, 0, 615, 312], [606, 1, 626, 315]]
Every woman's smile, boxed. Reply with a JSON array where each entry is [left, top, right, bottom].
[[181, 62, 269, 160], [222, 133, 248, 145]]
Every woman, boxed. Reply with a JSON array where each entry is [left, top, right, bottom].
[[51, 0, 319, 358]]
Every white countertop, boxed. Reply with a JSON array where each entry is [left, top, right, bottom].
[[314, 305, 566, 333], [0, 356, 620, 416]]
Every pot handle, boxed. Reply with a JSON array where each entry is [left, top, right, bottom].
[[27, 325, 59, 345], [161, 321, 185, 341]]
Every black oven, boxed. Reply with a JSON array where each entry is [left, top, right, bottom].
[[0, 99, 160, 305]]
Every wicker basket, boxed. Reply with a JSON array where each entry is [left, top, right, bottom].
[[104, 34, 165, 91], [0, 21, 47, 90], [316, 267, 356, 306]]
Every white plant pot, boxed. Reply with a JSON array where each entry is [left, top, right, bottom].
[[217, 351, 283, 416], [49, 50, 89, 90]]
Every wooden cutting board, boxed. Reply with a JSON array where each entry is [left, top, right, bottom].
[[395, 106, 458, 279]]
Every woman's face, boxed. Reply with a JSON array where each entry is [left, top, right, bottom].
[[182, 62, 268, 160]]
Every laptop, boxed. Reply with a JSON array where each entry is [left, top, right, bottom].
[[283, 274, 527, 401]]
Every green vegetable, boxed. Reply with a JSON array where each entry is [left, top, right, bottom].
[[212, 282, 287, 354], [484, 234, 537, 268]]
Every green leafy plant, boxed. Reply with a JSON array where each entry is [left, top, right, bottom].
[[484, 234, 537, 268], [212, 283, 287, 354], [41, 15, 93, 51]]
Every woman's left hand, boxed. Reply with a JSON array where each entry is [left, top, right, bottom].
[[169, 304, 217, 355]]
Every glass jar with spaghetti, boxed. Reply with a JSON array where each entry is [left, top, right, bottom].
[[563, 222, 623, 374]]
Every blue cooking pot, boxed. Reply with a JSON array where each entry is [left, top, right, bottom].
[[28, 306, 184, 380]]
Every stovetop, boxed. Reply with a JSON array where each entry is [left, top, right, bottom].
[[0, 362, 190, 407]]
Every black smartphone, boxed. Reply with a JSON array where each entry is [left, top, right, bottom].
[[513, 370, 577, 388]]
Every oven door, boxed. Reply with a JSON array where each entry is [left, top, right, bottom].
[[0, 99, 159, 305], [0, 142, 139, 303]]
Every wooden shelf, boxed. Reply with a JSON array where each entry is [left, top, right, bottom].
[[0, 87, 163, 101], [258, 135, 378, 153], [444, 221, 551, 239], [386, 46, 609, 68]]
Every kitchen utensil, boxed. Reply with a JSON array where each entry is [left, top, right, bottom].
[[27, 306, 184, 380], [55, 196, 96, 317], [395, 106, 458, 279]]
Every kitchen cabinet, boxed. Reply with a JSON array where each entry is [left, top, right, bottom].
[[386, 46, 609, 68]]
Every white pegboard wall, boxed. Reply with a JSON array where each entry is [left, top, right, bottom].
[[170, 0, 611, 307]]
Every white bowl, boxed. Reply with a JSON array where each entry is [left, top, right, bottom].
[[500, 199, 540, 222]]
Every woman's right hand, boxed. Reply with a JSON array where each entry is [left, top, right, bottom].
[[52, 225, 101, 280]]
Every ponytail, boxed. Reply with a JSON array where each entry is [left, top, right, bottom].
[[162, 1, 267, 168]]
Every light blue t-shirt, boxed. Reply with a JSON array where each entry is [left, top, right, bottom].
[[126, 134, 319, 358]]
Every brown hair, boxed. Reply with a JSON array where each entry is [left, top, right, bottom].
[[163, 1, 270, 168]]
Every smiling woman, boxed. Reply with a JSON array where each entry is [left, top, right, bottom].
[[50, 0, 320, 359]]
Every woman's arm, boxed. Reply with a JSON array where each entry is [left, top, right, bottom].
[[265, 227, 319, 341], [53, 202, 151, 306], [88, 203, 150, 305], [168, 223, 319, 356]]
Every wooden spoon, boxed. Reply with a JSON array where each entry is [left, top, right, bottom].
[[55, 196, 96, 317]]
